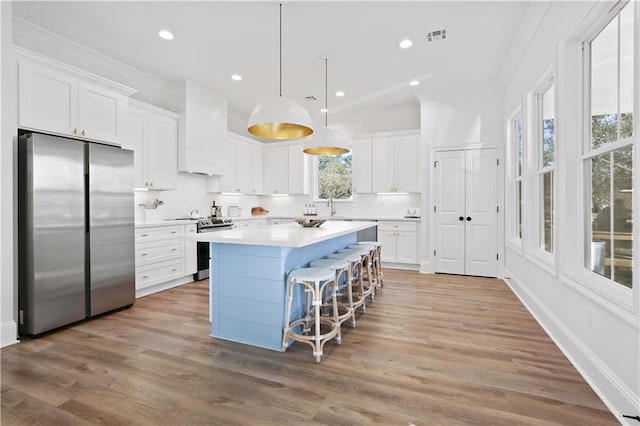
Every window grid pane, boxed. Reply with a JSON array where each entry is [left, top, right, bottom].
[[318, 153, 352, 200], [542, 171, 553, 253], [542, 86, 555, 168], [586, 3, 634, 290]]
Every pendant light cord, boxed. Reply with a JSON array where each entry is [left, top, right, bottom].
[[279, 3, 282, 98], [325, 58, 328, 127]]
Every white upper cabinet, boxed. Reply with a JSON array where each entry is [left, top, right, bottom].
[[166, 80, 228, 176], [209, 132, 264, 195], [263, 145, 289, 195], [287, 144, 309, 195], [17, 49, 134, 145], [371, 134, 419, 193], [125, 100, 178, 190], [352, 139, 373, 194]]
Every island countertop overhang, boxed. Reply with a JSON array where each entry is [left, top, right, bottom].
[[187, 220, 377, 248]]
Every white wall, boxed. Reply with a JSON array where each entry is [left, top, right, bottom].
[[502, 1, 639, 420], [1, 1, 18, 347], [417, 88, 504, 270]]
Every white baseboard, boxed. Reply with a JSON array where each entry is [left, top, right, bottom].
[[135, 275, 194, 299], [504, 270, 638, 424], [381, 262, 419, 271], [1, 320, 18, 348], [419, 261, 432, 274]]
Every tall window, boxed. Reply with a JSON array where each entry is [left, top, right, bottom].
[[538, 80, 555, 253], [584, 2, 634, 289], [510, 113, 524, 240], [317, 153, 352, 200]]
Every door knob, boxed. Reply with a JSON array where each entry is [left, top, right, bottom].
[[458, 216, 464, 221], [466, 217, 472, 221]]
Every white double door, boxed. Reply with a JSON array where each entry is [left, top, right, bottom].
[[434, 148, 499, 277]]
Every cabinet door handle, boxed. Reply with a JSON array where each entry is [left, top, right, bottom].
[[141, 233, 149, 237], [142, 275, 149, 279], [171, 231, 177, 234], [466, 217, 472, 221], [141, 253, 148, 256], [81, 129, 86, 136], [171, 268, 177, 272], [72, 128, 78, 135], [150, 182, 154, 187], [171, 248, 177, 251], [459, 216, 464, 221]]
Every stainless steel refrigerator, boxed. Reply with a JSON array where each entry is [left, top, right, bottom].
[[18, 130, 135, 335]]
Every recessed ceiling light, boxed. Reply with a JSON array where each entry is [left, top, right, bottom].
[[398, 38, 413, 49], [158, 30, 174, 40], [320, 108, 328, 113], [335, 91, 345, 97], [409, 80, 420, 86], [231, 74, 243, 81]]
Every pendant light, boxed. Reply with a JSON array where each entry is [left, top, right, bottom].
[[303, 58, 350, 155], [247, 3, 313, 140]]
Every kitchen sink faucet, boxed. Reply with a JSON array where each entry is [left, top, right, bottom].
[[327, 198, 336, 216]]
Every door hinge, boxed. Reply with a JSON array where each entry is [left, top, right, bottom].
[[496, 253, 499, 260]]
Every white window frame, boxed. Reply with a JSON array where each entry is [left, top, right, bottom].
[[506, 106, 524, 252], [525, 67, 558, 274], [312, 153, 354, 203], [577, 0, 637, 305]]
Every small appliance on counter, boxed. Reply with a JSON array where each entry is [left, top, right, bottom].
[[228, 205, 242, 217], [404, 208, 421, 218], [251, 206, 269, 216]]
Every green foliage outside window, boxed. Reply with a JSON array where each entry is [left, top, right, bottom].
[[318, 153, 352, 200]]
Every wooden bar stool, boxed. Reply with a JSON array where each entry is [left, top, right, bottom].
[[282, 267, 340, 363], [310, 258, 355, 328], [338, 247, 377, 302], [327, 251, 368, 314], [352, 241, 384, 292]]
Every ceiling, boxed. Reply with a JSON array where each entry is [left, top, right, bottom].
[[12, 1, 531, 124]]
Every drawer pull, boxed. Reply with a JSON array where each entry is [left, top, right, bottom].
[[142, 275, 149, 279], [171, 248, 177, 251], [171, 231, 177, 234], [141, 253, 148, 256], [171, 268, 177, 272], [141, 233, 149, 237]]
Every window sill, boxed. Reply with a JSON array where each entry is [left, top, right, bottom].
[[505, 238, 523, 255], [524, 247, 557, 277], [561, 268, 636, 326]]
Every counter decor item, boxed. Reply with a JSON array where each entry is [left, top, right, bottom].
[[228, 206, 242, 217], [139, 199, 164, 221], [295, 218, 326, 228], [251, 206, 269, 216]]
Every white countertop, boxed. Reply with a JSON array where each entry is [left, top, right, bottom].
[[186, 220, 377, 248], [135, 219, 198, 228], [226, 215, 420, 222]]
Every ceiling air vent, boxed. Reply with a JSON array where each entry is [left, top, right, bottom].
[[427, 29, 447, 42]]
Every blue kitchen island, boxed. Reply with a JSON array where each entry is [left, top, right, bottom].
[[192, 220, 377, 351]]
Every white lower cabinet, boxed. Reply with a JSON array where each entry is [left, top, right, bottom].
[[235, 219, 268, 229], [184, 224, 197, 275], [377, 221, 418, 264], [135, 223, 197, 294]]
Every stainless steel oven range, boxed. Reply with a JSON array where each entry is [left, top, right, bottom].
[[195, 218, 234, 280]]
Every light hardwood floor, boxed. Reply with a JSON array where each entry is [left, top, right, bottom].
[[1, 270, 616, 425]]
